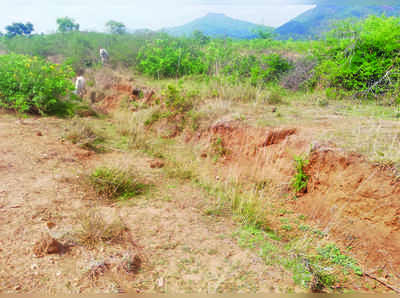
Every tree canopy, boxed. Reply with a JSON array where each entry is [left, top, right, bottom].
[[56, 17, 80, 33], [5, 22, 34, 37], [106, 20, 126, 35]]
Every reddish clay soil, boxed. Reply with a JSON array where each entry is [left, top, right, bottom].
[[191, 121, 400, 281], [0, 114, 298, 294], [93, 79, 400, 286], [302, 145, 400, 273]]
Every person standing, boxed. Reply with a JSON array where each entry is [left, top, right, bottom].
[[99, 48, 109, 65], [73, 71, 86, 97]]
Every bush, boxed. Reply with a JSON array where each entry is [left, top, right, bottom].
[[0, 53, 75, 115], [137, 36, 206, 79], [317, 16, 400, 95], [163, 84, 193, 113]]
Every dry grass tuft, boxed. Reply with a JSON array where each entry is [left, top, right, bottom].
[[76, 210, 128, 249], [65, 118, 106, 152]]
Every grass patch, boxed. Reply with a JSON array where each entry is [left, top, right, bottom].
[[234, 225, 338, 291], [76, 210, 128, 249], [89, 167, 146, 201], [65, 119, 106, 152]]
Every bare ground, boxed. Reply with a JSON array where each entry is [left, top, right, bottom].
[[0, 114, 299, 294]]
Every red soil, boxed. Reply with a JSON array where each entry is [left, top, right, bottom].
[[193, 121, 400, 276]]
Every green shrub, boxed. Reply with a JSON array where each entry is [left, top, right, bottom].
[[163, 84, 193, 113], [318, 16, 400, 95], [137, 36, 206, 79], [89, 167, 146, 201], [0, 53, 75, 115], [291, 155, 309, 193]]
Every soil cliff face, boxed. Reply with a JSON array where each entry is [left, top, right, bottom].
[[194, 121, 400, 274]]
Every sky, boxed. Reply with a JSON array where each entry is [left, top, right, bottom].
[[0, 0, 315, 33]]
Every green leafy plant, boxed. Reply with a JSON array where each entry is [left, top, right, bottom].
[[137, 36, 206, 79], [0, 54, 75, 115], [291, 155, 309, 193], [318, 16, 400, 97], [317, 244, 363, 276], [163, 84, 193, 113]]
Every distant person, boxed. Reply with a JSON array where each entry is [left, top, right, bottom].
[[73, 71, 86, 97], [99, 48, 109, 65]]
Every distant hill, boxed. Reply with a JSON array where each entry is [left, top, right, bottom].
[[276, 1, 400, 39], [164, 13, 272, 39]]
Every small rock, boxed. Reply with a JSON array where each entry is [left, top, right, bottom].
[[46, 238, 63, 254], [46, 222, 56, 229], [33, 234, 64, 257], [31, 264, 38, 270], [150, 160, 165, 169]]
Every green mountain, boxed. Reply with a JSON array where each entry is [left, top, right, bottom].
[[276, 1, 400, 39], [164, 13, 271, 39]]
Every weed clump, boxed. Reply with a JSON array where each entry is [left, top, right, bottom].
[[211, 137, 230, 161], [89, 167, 146, 201], [291, 155, 309, 194], [317, 243, 363, 276], [304, 260, 336, 293]]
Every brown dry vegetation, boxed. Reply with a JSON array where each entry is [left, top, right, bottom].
[[1, 67, 399, 294]]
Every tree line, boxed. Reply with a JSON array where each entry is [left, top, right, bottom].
[[0, 17, 127, 37]]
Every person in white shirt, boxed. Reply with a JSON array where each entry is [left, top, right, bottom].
[[73, 73, 86, 97], [99, 48, 109, 65]]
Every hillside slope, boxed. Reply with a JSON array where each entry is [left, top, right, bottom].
[[164, 13, 271, 39], [276, 2, 400, 39]]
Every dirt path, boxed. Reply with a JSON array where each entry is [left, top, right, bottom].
[[0, 114, 298, 294]]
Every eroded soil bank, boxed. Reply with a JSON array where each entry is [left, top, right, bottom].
[[191, 120, 400, 275]]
